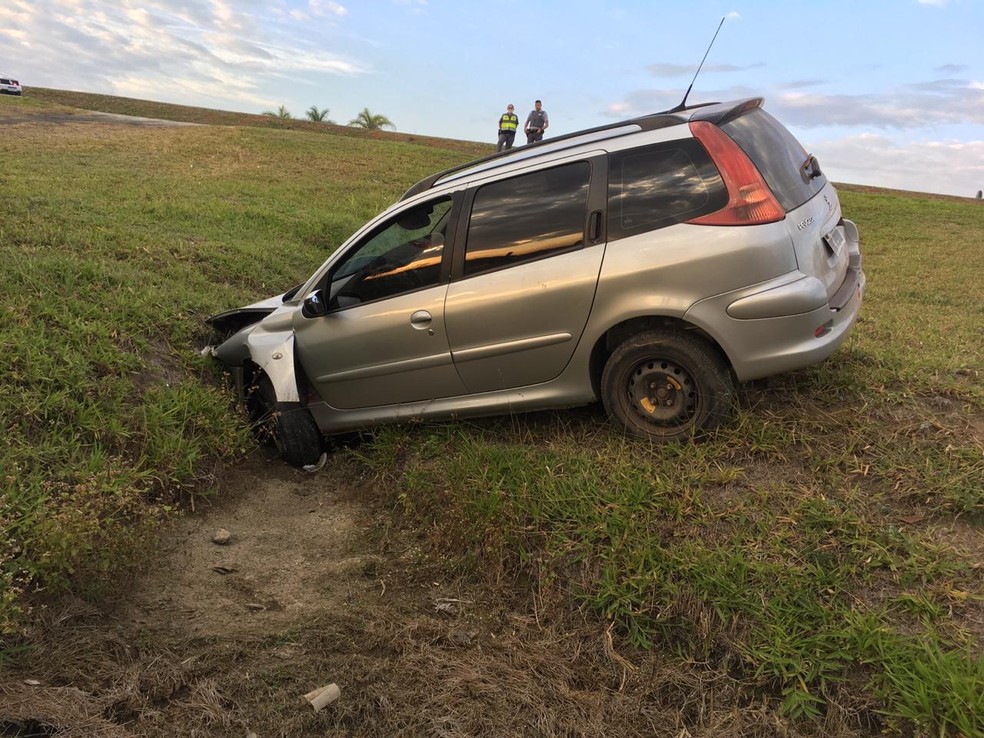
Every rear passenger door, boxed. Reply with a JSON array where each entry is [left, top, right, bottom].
[[444, 156, 607, 393]]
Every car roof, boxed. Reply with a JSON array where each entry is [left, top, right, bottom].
[[400, 98, 764, 201]]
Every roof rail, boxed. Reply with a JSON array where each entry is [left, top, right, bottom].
[[399, 98, 763, 202], [400, 110, 687, 201]]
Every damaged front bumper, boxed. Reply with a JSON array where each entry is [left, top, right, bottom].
[[204, 285, 305, 403]]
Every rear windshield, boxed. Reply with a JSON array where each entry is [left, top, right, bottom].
[[719, 108, 826, 211]]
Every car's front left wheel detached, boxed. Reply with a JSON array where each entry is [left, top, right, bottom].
[[247, 374, 324, 467], [601, 329, 735, 441]]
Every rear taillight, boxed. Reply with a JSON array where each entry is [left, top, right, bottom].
[[686, 121, 784, 226]]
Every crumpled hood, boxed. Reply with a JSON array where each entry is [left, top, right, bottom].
[[206, 284, 302, 338]]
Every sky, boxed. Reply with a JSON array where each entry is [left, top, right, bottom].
[[3, 0, 983, 198]]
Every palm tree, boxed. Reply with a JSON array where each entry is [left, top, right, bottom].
[[348, 108, 394, 130], [262, 105, 292, 119], [306, 106, 334, 123]]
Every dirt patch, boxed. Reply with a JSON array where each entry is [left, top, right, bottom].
[[0, 450, 866, 737], [115, 456, 375, 640]]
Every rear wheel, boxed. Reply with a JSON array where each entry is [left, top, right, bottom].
[[601, 329, 734, 441], [247, 374, 324, 467]]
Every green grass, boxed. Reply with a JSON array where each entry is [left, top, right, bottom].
[[20, 87, 488, 155], [1, 93, 981, 734], [359, 413, 983, 731]]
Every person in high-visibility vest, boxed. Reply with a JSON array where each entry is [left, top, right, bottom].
[[496, 104, 519, 151]]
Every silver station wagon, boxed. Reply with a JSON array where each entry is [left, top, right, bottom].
[[207, 97, 865, 466]]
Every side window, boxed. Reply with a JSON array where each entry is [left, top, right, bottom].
[[607, 140, 726, 240], [327, 197, 452, 308], [464, 161, 591, 277]]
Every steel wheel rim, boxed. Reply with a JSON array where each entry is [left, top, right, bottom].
[[625, 358, 698, 429]]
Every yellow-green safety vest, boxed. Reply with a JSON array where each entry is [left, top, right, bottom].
[[499, 113, 518, 132]]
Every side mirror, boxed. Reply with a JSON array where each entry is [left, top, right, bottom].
[[301, 289, 329, 319]]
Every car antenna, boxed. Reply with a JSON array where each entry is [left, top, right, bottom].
[[668, 16, 727, 113]]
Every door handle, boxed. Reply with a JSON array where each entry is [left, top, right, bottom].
[[588, 210, 603, 243], [410, 310, 433, 330]]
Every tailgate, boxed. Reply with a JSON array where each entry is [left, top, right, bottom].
[[785, 184, 859, 306]]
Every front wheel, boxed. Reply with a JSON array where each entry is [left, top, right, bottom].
[[247, 374, 324, 467], [601, 329, 735, 441]]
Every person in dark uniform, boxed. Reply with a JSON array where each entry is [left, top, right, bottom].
[[524, 99, 549, 144]]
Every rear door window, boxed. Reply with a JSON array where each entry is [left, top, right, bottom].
[[719, 108, 826, 211], [462, 161, 591, 276], [607, 140, 726, 241]]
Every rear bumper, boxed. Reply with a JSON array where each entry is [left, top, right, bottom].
[[686, 266, 865, 383]]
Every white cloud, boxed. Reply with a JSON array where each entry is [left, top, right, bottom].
[[4, 0, 980, 198], [647, 62, 764, 78], [609, 74, 984, 131], [310, 0, 347, 17], [771, 82, 984, 129], [1, 0, 366, 110], [392, 0, 429, 12], [810, 133, 984, 198]]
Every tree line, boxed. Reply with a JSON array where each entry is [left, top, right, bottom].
[[262, 104, 394, 130]]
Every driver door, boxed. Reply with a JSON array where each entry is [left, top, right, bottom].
[[294, 195, 468, 410]]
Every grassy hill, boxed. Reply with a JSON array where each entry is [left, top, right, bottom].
[[0, 90, 981, 736], [23, 86, 491, 155]]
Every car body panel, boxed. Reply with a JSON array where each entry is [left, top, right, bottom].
[[685, 266, 863, 382], [305, 364, 597, 433], [783, 185, 849, 299], [207, 290, 292, 334], [726, 275, 829, 320], [445, 238, 605, 393], [211, 305, 302, 402], [293, 283, 466, 409]]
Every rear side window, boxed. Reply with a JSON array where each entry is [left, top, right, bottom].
[[719, 108, 826, 211], [464, 161, 591, 276], [607, 140, 726, 241]]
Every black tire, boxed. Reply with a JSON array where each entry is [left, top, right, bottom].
[[601, 329, 735, 441], [247, 374, 324, 467]]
